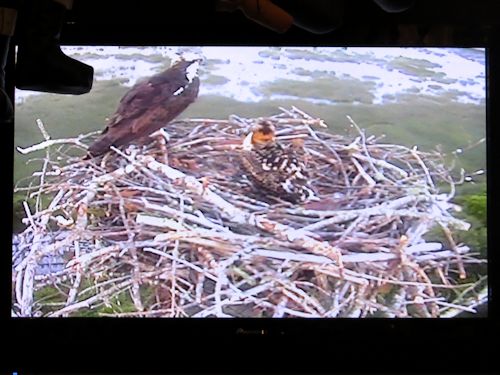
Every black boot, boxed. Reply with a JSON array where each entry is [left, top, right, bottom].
[[15, 0, 93, 94], [0, 34, 13, 123]]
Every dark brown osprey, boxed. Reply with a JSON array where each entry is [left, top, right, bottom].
[[87, 58, 201, 157]]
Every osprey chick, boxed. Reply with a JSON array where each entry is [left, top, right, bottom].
[[87, 58, 201, 157], [240, 119, 315, 203]]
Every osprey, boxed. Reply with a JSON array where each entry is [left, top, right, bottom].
[[87, 58, 201, 157], [240, 119, 315, 203]]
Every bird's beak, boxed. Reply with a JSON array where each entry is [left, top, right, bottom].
[[188, 57, 204, 66], [242, 132, 253, 151]]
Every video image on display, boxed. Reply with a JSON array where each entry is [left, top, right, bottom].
[[12, 46, 487, 318]]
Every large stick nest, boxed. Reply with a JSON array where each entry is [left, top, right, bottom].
[[12, 107, 485, 317]]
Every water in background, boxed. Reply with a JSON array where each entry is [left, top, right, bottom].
[[15, 46, 485, 105]]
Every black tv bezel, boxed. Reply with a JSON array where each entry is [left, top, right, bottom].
[[3, 23, 499, 375]]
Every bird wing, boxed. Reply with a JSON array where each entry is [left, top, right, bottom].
[[87, 71, 199, 157], [241, 143, 311, 202], [108, 79, 166, 129], [86, 81, 160, 155], [241, 144, 286, 189], [128, 75, 200, 134]]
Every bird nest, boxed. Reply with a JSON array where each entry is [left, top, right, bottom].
[[12, 106, 486, 317]]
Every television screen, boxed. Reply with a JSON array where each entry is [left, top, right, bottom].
[[12, 46, 487, 318]]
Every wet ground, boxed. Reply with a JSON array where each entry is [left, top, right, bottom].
[[16, 46, 485, 105]]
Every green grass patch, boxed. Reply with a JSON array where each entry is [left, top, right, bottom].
[[115, 53, 167, 64], [284, 48, 380, 64], [387, 56, 442, 78], [426, 191, 487, 257], [203, 74, 230, 86], [258, 48, 281, 60], [258, 77, 376, 104]]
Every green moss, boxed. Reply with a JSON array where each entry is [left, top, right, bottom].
[[69, 52, 103, 59], [115, 53, 167, 64], [203, 58, 230, 70], [425, 190, 487, 283], [428, 84, 443, 91], [432, 72, 457, 85], [292, 67, 311, 77], [32, 285, 68, 315], [71, 284, 155, 317], [457, 226, 487, 257], [285, 48, 329, 62], [387, 56, 442, 78], [258, 48, 281, 60], [284, 48, 380, 64], [29, 281, 164, 317], [34, 285, 67, 303], [139, 285, 157, 307], [93, 290, 137, 316], [291, 68, 332, 78], [452, 193, 487, 260], [203, 74, 230, 86], [257, 77, 376, 104], [456, 193, 487, 226]]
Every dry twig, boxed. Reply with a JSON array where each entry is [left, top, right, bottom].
[[12, 107, 485, 318]]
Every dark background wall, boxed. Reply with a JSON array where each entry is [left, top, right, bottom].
[[46, 0, 500, 45], [4, 1, 500, 374]]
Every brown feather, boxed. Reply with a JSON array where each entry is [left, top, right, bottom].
[[87, 60, 200, 157], [240, 124, 313, 203]]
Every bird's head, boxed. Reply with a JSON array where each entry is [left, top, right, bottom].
[[171, 53, 203, 83], [251, 119, 276, 144], [242, 119, 276, 150]]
